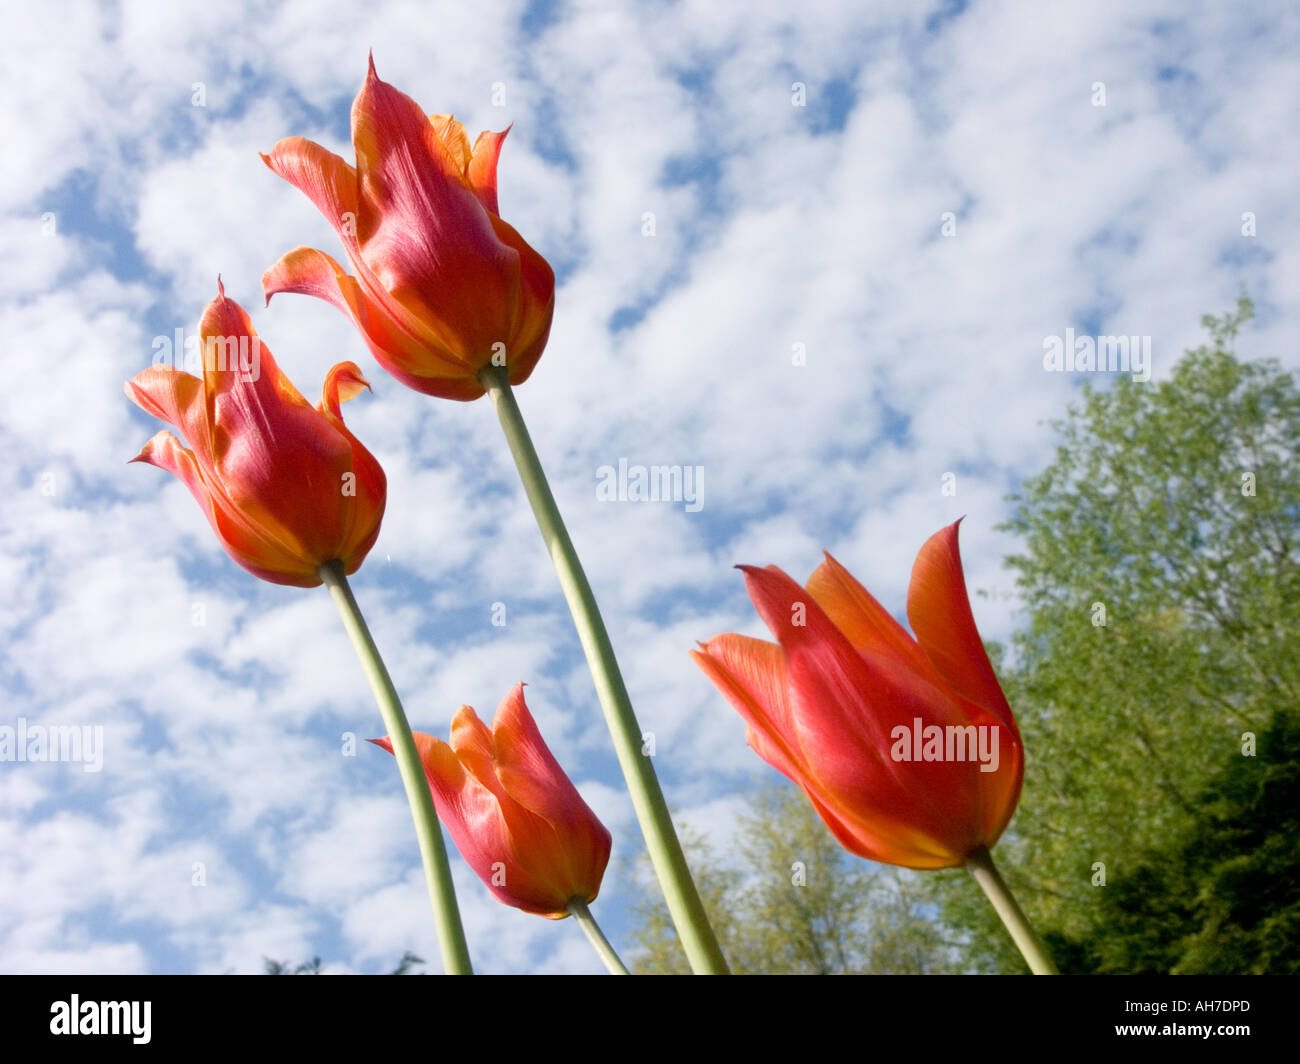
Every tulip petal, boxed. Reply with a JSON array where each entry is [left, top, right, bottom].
[[262, 246, 492, 402], [976, 728, 1024, 845], [447, 705, 509, 799], [130, 428, 211, 514], [125, 367, 211, 463], [350, 59, 520, 364], [319, 361, 371, 420], [492, 685, 611, 905], [690, 634, 805, 784], [739, 564, 986, 850], [739, 564, 906, 756], [409, 731, 546, 908], [261, 135, 484, 379], [315, 362, 386, 577], [260, 136, 360, 243], [448, 710, 593, 917], [802, 786, 965, 870], [467, 128, 507, 216], [132, 428, 324, 587], [127, 366, 318, 579], [907, 521, 1017, 732], [428, 114, 473, 175], [806, 552, 935, 679], [487, 213, 556, 388], [491, 684, 581, 821]]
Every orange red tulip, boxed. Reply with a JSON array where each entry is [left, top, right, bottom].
[[374, 684, 611, 918], [692, 521, 1023, 870], [125, 282, 386, 588], [262, 56, 555, 401]]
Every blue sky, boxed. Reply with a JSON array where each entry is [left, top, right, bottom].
[[2, 0, 1298, 974]]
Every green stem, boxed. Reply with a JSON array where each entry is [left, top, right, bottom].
[[966, 845, 1058, 974], [568, 899, 630, 975], [480, 365, 728, 974], [319, 561, 473, 975]]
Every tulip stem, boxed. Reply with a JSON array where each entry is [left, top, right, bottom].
[[966, 846, 1058, 974], [568, 899, 630, 975], [480, 365, 729, 975], [319, 561, 474, 976]]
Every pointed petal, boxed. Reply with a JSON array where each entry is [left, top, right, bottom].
[[490, 684, 579, 820], [739, 564, 901, 756], [491, 685, 611, 906], [131, 428, 211, 510], [350, 60, 519, 363], [468, 127, 508, 215], [907, 521, 1016, 732], [315, 362, 386, 576]]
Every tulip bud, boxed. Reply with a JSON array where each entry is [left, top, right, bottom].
[[373, 683, 611, 918]]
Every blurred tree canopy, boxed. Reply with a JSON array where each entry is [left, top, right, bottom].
[[633, 297, 1300, 974], [261, 951, 424, 975]]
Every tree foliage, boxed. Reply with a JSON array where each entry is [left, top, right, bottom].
[[939, 297, 1300, 972]]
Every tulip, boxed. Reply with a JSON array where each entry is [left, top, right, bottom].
[[692, 520, 1023, 871], [126, 281, 386, 588], [261, 56, 555, 402], [373, 684, 611, 918]]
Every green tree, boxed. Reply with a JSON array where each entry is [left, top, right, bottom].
[[1075, 706, 1300, 974], [939, 297, 1300, 972]]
